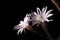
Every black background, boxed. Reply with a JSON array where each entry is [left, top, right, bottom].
[[3, 0, 60, 40]]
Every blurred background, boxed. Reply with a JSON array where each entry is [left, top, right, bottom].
[[3, 0, 60, 40]]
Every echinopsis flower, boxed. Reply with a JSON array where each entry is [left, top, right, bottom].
[[14, 14, 30, 34], [31, 7, 53, 25], [14, 6, 53, 35], [14, 6, 54, 40]]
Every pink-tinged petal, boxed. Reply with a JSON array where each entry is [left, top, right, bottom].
[[37, 7, 41, 14], [14, 14, 30, 34], [46, 10, 53, 16], [42, 7, 47, 16], [49, 19, 53, 21], [15, 25, 20, 29], [20, 21, 23, 24], [47, 14, 53, 18], [45, 19, 50, 22], [34, 12, 37, 16], [17, 28, 23, 34], [42, 7, 45, 12]]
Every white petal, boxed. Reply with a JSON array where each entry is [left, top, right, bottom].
[[42, 7, 45, 12], [26, 14, 28, 17], [26, 14, 31, 17], [45, 19, 50, 22], [47, 14, 53, 18], [32, 22, 37, 26], [42, 7, 47, 12], [24, 16, 30, 22], [37, 7, 41, 14], [17, 28, 24, 34], [14, 25, 21, 29], [49, 19, 53, 21], [34, 12, 37, 15], [20, 21, 23, 24], [43, 7, 47, 16], [46, 10, 53, 16]]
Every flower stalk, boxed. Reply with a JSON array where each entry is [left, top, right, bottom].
[[41, 22, 53, 40], [27, 26, 48, 39]]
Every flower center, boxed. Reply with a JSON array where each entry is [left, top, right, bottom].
[[36, 15, 44, 22]]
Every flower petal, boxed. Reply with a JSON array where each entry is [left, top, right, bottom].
[[42, 7, 45, 12], [46, 10, 53, 16], [47, 14, 53, 18], [42, 7, 47, 16], [34, 12, 37, 16], [45, 19, 50, 22], [49, 19, 53, 21], [17, 28, 24, 34], [37, 7, 41, 14], [14, 25, 21, 30]]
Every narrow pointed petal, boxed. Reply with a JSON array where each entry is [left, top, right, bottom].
[[42, 7, 45, 13], [42, 7, 47, 12], [45, 19, 50, 22], [17, 28, 23, 34], [34, 12, 37, 16], [14, 25, 21, 29], [26, 13, 31, 17], [37, 7, 41, 14], [26, 14, 28, 17], [49, 19, 53, 21], [20, 21, 23, 24], [47, 14, 53, 18], [43, 7, 47, 16], [17, 30, 20, 35], [32, 22, 37, 26], [46, 10, 53, 16]]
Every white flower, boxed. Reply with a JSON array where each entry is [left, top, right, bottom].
[[14, 14, 30, 34], [31, 7, 53, 25]]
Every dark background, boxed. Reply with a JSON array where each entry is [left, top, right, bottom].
[[3, 0, 60, 40]]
